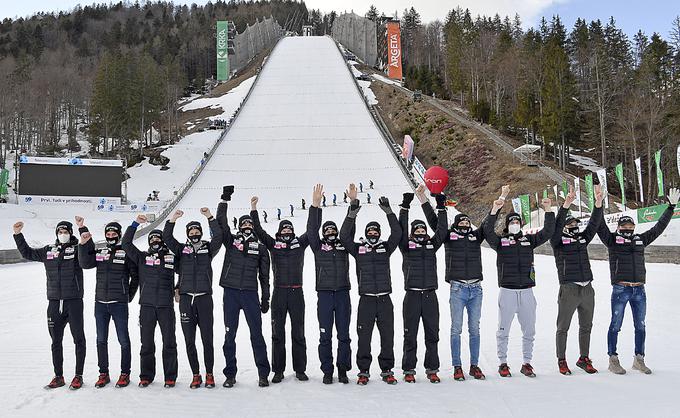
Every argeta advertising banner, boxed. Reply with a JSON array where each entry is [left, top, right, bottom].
[[386, 21, 402, 80]]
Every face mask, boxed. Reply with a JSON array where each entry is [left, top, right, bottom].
[[58, 233, 71, 244], [619, 229, 634, 238], [106, 237, 119, 246], [566, 226, 579, 235], [325, 233, 337, 242], [189, 235, 202, 244], [456, 226, 471, 234], [149, 240, 161, 251], [280, 233, 294, 242], [413, 234, 427, 243], [367, 236, 379, 245], [508, 224, 521, 235]]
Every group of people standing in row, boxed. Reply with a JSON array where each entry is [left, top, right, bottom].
[[11, 182, 679, 389]]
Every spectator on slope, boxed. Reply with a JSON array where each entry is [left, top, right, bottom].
[[13, 220, 86, 390], [343, 191, 348, 204], [333, 193, 337, 206], [233, 217, 238, 230], [369, 180, 374, 189], [263, 210, 268, 223], [277, 208, 281, 221], [216, 186, 272, 388], [163, 207, 223, 389], [483, 187, 555, 379], [367, 193, 371, 204], [322, 193, 327, 207], [598, 187, 679, 375], [398, 184, 448, 384], [340, 183, 402, 385], [252, 196, 310, 383], [302, 198, 306, 210], [307, 184, 352, 385], [77, 217, 139, 389], [550, 185, 603, 376], [122, 215, 178, 389]]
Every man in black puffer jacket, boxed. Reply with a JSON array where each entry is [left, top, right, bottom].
[[122, 215, 178, 389], [398, 184, 447, 384], [251, 195, 310, 383], [77, 217, 139, 389], [216, 186, 271, 388], [340, 183, 402, 385], [307, 184, 352, 385], [597, 187, 679, 376], [163, 206, 222, 389], [550, 185, 603, 376], [484, 187, 555, 379], [13, 220, 86, 390]]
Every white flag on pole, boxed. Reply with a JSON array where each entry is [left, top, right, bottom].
[[596, 168, 609, 209], [634, 157, 644, 203], [574, 177, 582, 217]]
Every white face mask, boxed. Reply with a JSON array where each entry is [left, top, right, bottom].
[[508, 224, 521, 235], [58, 233, 71, 244]]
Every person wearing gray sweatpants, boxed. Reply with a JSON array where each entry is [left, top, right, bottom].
[[483, 186, 555, 378]]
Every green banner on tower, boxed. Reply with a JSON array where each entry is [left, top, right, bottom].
[[615, 163, 626, 207], [585, 173, 594, 212], [655, 149, 664, 197], [217, 21, 229, 81], [520, 194, 531, 228]]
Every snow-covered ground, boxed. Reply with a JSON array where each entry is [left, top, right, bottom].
[[1, 36, 680, 417]]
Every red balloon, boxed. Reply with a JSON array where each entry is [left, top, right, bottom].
[[424, 166, 449, 194]]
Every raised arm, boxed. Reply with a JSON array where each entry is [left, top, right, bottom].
[[122, 215, 145, 263], [339, 184, 361, 256], [531, 198, 555, 247], [307, 203, 322, 252], [581, 186, 604, 243], [398, 206, 410, 252], [163, 210, 185, 255], [77, 230, 97, 269], [205, 209, 223, 258], [250, 196, 275, 249], [484, 197, 506, 250], [432, 203, 448, 249], [217, 185, 235, 245], [379, 197, 402, 254], [551, 186, 576, 247], [12, 222, 46, 262]]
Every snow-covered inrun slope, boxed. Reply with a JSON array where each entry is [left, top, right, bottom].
[[2, 37, 680, 418]]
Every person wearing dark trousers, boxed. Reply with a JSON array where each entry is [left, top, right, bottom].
[[598, 187, 679, 375], [550, 185, 603, 376], [77, 217, 139, 389], [216, 185, 271, 388], [122, 215, 178, 388], [251, 196, 310, 383], [423, 190, 491, 382], [340, 183, 402, 385], [307, 184, 352, 384], [398, 184, 447, 384], [484, 186, 555, 378], [13, 220, 86, 390], [163, 206, 223, 389]]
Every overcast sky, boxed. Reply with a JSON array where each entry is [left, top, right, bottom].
[[2, 1, 677, 39]]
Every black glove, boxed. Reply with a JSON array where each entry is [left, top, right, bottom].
[[400, 193, 414, 209], [378, 197, 392, 214], [260, 298, 270, 314], [347, 199, 361, 218], [435, 194, 447, 210], [221, 185, 234, 201]]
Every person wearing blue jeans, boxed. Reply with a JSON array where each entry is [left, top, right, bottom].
[[450, 282, 483, 374], [94, 302, 132, 382], [608, 285, 646, 360]]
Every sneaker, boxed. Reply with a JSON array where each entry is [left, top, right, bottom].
[[338, 369, 349, 384], [45, 376, 65, 389], [469, 365, 486, 380], [190, 374, 202, 389], [258, 376, 269, 387], [69, 375, 83, 390], [608, 355, 626, 375], [404, 374, 416, 383], [520, 363, 536, 378], [453, 366, 465, 381], [295, 372, 309, 381], [427, 373, 440, 383], [323, 373, 333, 384], [115, 373, 130, 388], [576, 357, 598, 374], [632, 354, 652, 375], [164, 379, 176, 388], [205, 373, 215, 388], [558, 359, 572, 375], [498, 363, 511, 378], [138, 379, 152, 388], [357, 375, 369, 385], [271, 373, 284, 384], [95, 373, 110, 388], [223, 377, 236, 388]]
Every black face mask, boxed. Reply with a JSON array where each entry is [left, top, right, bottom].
[[413, 234, 427, 243], [189, 235, 202, 244], [366, 236, 379, 245], [566, 226, 579, 235], [325, 233, 338, 242], [619, 229, 634, 238], [456, 226, 471, 234], [149, 243, 161, 252], [280, 233, 294, 242], [106, 237, 119, 246]]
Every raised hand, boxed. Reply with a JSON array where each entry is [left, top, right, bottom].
[[12, 221, 24, 235], [74, 216, 85, 228], [136, 214, 148, 225], [542, 197, 553, 212], [378, 196, 392, 214], [415, 184, 428, 204], [200, 207, 212, 218], [400, 192, 415, 209], [170, 209, 184, 222], [563, 185, 576, 208], [347, 183, 358, 201], [668, 188, 680, 206], [491, 199, 504, 214], [594, 184, 604, 207], [80, 231, 92, 244], [312, 184, 324, 207], [251, 196, 259, 210], [221, 185, 234, 201]]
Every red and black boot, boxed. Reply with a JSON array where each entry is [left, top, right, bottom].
[[95, 373, 110, 388], [469, 365, 486, 380], [138, 379, 152, 388], [576, 356, 598, 374], [205, 373, 216, 388], [45, 376, 65, 389], [190, 374, 202, 389], [453, 366, 465, 381], [498, 363, 511, 378], [115, 373, 130, 388], [427, 373, 440, 384], [164, 379, 176, 388], [558, 359, 572, 375], [69, 375, 83, 390], [404, 372, 416, 383], [520, 363, 536, 378], [357, 372, 369, 386], [382, 372, 398, 385]]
